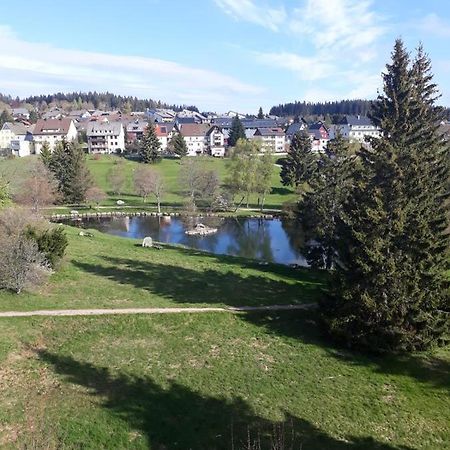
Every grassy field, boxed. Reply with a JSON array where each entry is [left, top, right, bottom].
[[0, 226, 325, 312], [0, 154, 297, 211], [0, 227, 448, 448], [0, 312, 448, 448]]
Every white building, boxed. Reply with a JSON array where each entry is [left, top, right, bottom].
[[86, 121, 125, 154], [178, 124, 210, 156], [340, 115, 380, 142], [155, 123, 176, 151], [253, 127, 286, 153], [0, 122, 29, 149], [33, 118, 77, 153], [206, 126, 225, 157]]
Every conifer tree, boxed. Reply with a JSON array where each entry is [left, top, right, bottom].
[[280, 131, 316, 188], [39, 141, 52, 167], [257, 107, 264, 119], [48, 140, 92, 203], [171, 133, 188, 157], [322, 39, 449, 352], [139, 123, 161, 163], [301, 132, 354, 269], [228, 116, 246, 147]]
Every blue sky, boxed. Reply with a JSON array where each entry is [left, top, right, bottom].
[[1, 0, 449, 112]]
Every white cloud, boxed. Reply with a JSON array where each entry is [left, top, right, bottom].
[[214, 0, 286, 31], [289, 0, 384, 50], [419, 13, 450, 38], [255, 51, 334, 81], [0, 25, 263, 111]]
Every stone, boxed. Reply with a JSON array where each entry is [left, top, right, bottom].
[[116, 200, 125, 206], [70, 210, 79, 215], [142, 237, 153, 248]]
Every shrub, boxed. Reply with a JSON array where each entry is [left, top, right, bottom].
[[0, 235, 50, 294], [25, 226, 68, 269]]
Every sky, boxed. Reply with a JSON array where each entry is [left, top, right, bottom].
[[1, 0, 449, 113]]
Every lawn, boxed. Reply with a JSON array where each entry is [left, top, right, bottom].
[[0, 154, 297, 211], [0, 312, 448, 449], [0, 226, 325, 312], [0, 228, 448, 448]]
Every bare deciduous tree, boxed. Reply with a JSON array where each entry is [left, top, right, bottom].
[[0, 207, 46, 237], [133, 167, 164, 210], [133, 166, 154, 203], [149, 171, 164, 214], [179, 158, 219, 208], [0, 235, 50, 294], [108, 164, 126, 195], [14, 161, 59, 212], [85, 186, 107, 208]]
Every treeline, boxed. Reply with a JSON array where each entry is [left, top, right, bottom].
[[270, 99, 373, 117], [0, 92, 199, 113]]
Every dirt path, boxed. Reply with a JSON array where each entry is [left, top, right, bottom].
[[0, 304, 315, 318]]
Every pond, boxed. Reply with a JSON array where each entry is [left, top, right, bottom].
[[72, 216, 308, 266]]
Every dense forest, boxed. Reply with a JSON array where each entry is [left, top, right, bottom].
[[0, 92, 199, 113], [269, 99, 373, 117]]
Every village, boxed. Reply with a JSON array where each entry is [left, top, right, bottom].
[[0, 104, 384, 158]]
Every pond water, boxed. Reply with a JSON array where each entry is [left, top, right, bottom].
[[73, 216, 308, 266]]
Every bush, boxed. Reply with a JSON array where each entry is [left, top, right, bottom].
[[0, 235, 50, 293], [25, 226, 68, 269]]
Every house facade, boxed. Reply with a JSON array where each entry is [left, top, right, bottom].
[[0, 122, 34, 156], [206, 126, 225, 157], [86, 121, 125, 154], [178, 124, 210, 156], [341, 115, 380, 142], [254, 127, 286, 153], [126, 120, 148, 143], [33, 118, 78, 153], [155, 123, 176, 151], [285, 120, 308, 144]]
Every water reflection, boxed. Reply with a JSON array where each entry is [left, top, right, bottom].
[[75, 216, 308, 266]]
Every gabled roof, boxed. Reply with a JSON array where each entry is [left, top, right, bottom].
[[155, 122, 176, 137], [286, 122, 305, 136], [255, 127, 284, 136], [179, 124, 210, 137], [343, 115, 374, 126], [1, 122, 29, 135], [126, 120, 149, 133], [243, 119, 280, 129], [308, 121, 327, 131], [12, 108, 29, 116], [34, 118, 74, 135], [86, 121, 123, 136]]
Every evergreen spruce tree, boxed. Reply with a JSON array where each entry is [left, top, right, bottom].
[[280, 131, 316, 188], [139, 123, 161, 163], [257, 107, 264, 119], [301, 132, 354, 269], [322, 39, 449, 352], [39, 141, 52, 167], [171, 133, 188, 157], [228, 116, 246, 147], [48, 140, 92, 203]]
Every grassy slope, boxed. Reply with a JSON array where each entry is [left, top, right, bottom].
[[0, 313, 448, 449], [0, 226, 325, 311], [0, 155, 296, 210]]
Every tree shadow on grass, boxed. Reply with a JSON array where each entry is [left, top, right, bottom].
[[72, 256, 449, 390], [173, 246, 327, 284], [37, 350, 410, 450], [73, 256, 324, 307], [245, 311, 450, 391]]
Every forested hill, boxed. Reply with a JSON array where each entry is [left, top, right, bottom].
[[269, 99, 372, 117], [0, 92, 199, 113]]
